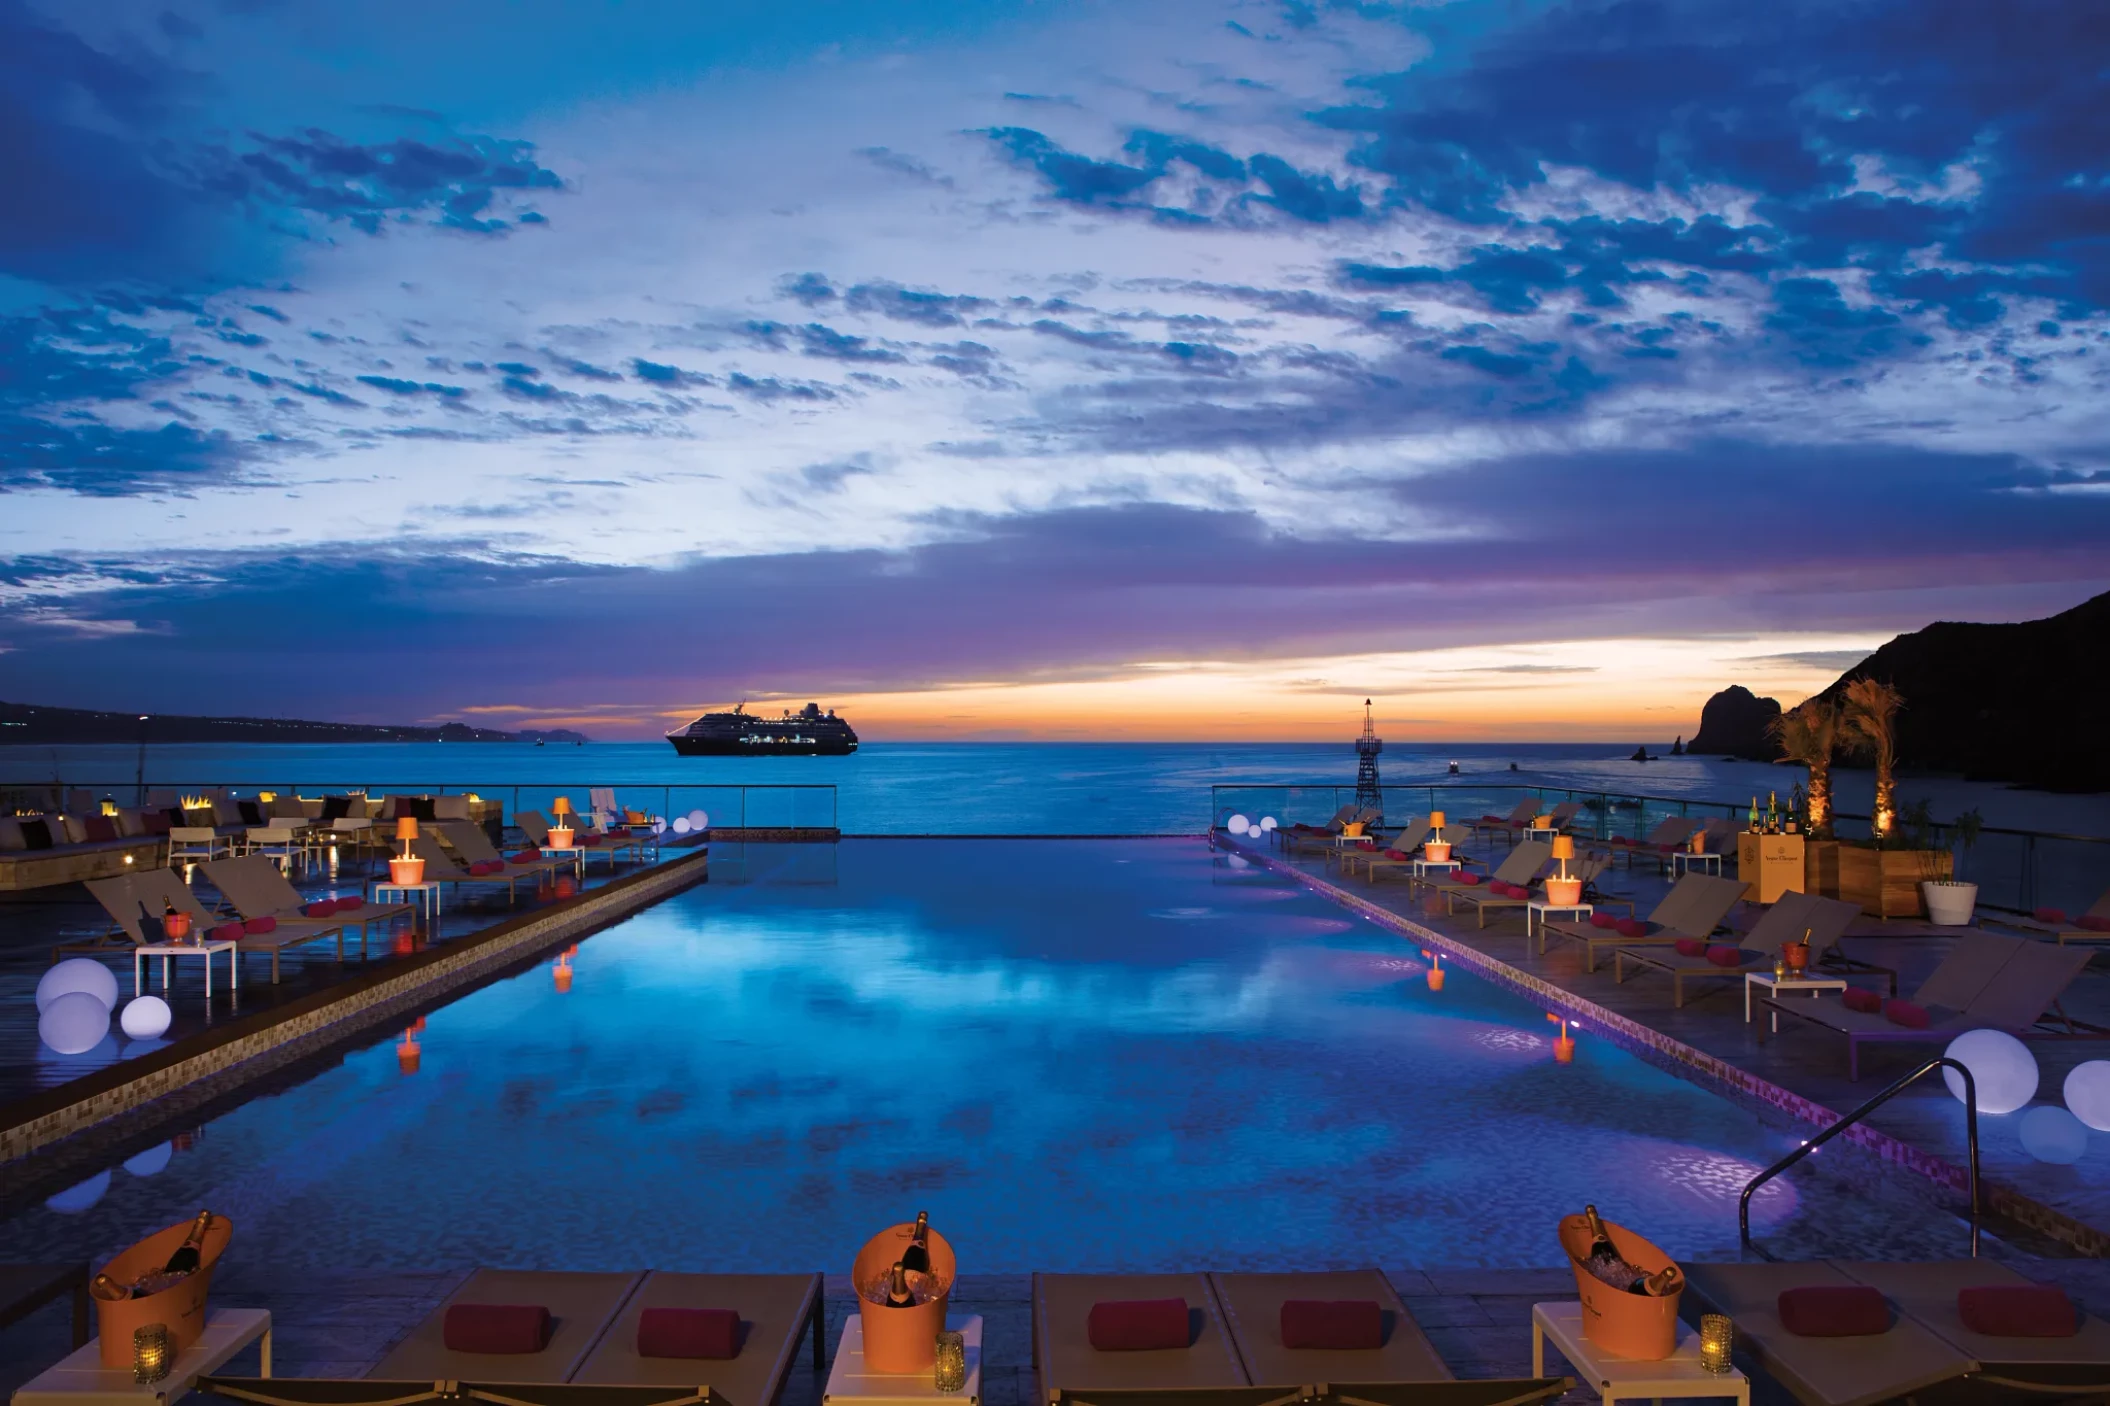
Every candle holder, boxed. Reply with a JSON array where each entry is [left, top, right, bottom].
[[1699, 1314, 1734, 1374], [934, 1329, 967, 1392], [133, 1323, 172, 1383]]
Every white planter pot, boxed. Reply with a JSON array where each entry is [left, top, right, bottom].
[[1923, 880, 1978, 926]]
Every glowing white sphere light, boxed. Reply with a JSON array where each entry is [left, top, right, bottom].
[[2066, 1061, 2110, 1132], [37, 958, 118, 1013], [1227, 814, 1250, 835], [120, 995, 172, 1040], [39, 991, 112, 1055], [671, 816, 691, 834], [124, 1142, 173, 1177], [1942, 1029, 2039, 1114], [2019, 1105, 2088, 1164], [687, 809, 709, 831], [1260, 816, 1278, 831], [46, 1170, 110, 1214]]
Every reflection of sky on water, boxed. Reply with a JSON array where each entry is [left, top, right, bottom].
[[9, 840, 1964, 1271]]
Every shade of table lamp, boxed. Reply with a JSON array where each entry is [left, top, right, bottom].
[[1544, 834, 1582, 906], [390, 816, 424, 886]]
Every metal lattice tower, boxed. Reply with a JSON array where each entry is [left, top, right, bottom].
[[1354, 697, 1383, 819]]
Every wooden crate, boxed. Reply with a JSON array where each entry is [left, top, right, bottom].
[[1826, 842, 1951, 918], [1736, 831, 1807, 905]]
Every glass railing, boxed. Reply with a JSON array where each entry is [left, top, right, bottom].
[[1211, 781, 2110, 918]]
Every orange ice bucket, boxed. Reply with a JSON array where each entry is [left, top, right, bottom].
[[94, 1215, 233, 1367], [851, 1221, 957, 1374], [1558, 1213, 1682, 1360]]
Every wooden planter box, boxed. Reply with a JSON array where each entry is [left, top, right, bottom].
[[1808, 840, 1950, 918]]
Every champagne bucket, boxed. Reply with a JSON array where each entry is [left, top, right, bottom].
[[851, 1222, 957, 1374], [95, 1215, 233, 1367], [1558, 1213, 1681, 1360]]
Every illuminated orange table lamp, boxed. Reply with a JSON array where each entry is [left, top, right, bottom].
[[1544, 835, 1583, 906], [390, 816, 424, 886], [548, 796, 576, 850]]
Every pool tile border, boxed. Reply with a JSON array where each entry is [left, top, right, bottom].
[[0, 852, 710, 1173], [1224, 835, 2110, 1257]]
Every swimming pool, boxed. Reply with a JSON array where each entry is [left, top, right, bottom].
[[6, 840, 1967, 1272]]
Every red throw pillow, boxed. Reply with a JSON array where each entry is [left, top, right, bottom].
[[1590, 913, 1618, 929], [243, 916, 277, 935], [1883, 998, 1930, 1029], [1280, 1299, 1383, 1350], [2034, 907, 2069, 924], [1615, 918, 1649, 938], [1842, 987, 1882, 1014], [1088, 1298, 1189, 1351], [1383, 849, 1406, 859], [2081, 916, 2110, 933], [510, 850, 541, 865], [1612, 836, 1632, 846], [1357, 838, 1376, 850], [304, 901, 333, 917], [210, 921, 243, 942], [1706, 945, 1743, 968], [1674, 938, 1705, 957], [84, 816, 119, 843], [1458, 873, 1482, 886], [333, 896, 363, 913], [1778, 1286, 1888, 1337], [637, 1306, 741, 1358], [580, 833, 604, 846], [471, 860, 503, 875], [141, 811, 172, 835], [1957, 1285, 2079, 1338], [443, 1304, 551, 1354]]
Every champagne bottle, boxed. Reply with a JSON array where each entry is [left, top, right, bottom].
[[1767, 792, 1779, 833], [90, 1272, 130, 1302], [1580, 1206, 1669, 1297], [900, 1210, 932, 1277], [161, 1210, 212, 1277], [1748, 798, 1760, 834], [883, 1261, 916, 1308]]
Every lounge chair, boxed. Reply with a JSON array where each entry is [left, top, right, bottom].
[[1837, 1260, 2110, 1392], [413, 834, 533, 904], [1468, 800, 1541, 843], [1763, 931, 2105, 1078], [1614, 890, 1861, 1007], [441, 819, 567, 881], [1340, 818, 1427, 882], [81, 870, 345, 984], [1453, 855, 1613, 930], [1591, 816, 1701, 869], [1683, 1260, 1971, 1406], [202, 855, 411, 953], [1538, 872, 1749, 970], [1415, 843, 1543, 911], [1210, 1269, 1449, 1385], [1286, 808, 1382, 857], [572, 1271, 824, 1402], [1984, 884, 2110, 945], [371, 1269, 645, 1382], [1033, 1272, 1246, 1404], [1500, 802, 1583, 847], [521, 810, 653, 870]]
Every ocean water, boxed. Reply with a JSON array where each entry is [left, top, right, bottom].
[[6, 739, 2105, 837], [0, 841, 1975, 1273]]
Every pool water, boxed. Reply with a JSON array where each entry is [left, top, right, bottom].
[[6, 840, 1969, 1271]]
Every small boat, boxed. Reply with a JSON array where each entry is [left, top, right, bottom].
[[1448, 760, 1460, 775]]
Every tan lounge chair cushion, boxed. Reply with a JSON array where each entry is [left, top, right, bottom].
[[372, 1268, 644, 1383], [1035, 1273, 1246, 1393], [1212, 1270, 1449, 1385], [573, 1271, 819, 1401]]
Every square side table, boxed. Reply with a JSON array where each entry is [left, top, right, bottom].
[[1746, 971, 1848, 1024], [1531, 1301, 1745, 1406], [13, 1307, 270, 1406], [823, 1312, 981, 1406], [132, 942, 238, 1001]]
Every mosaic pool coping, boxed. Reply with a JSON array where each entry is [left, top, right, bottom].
[[0, 851, 710, 1182], [1221, 832, 2110, 1257]]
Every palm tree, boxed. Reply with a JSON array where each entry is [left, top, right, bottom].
[[1841, 677, 1905, 839], [1770, 697, 1840, 835]]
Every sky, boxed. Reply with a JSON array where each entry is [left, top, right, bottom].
[[1, 0, 2105, 741]]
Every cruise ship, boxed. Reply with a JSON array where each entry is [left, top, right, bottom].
[[665, 702, 859, 756]]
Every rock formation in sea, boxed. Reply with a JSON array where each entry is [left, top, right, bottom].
[[1688, 685, 1784, 760], [1811, 588, 2109, 793]]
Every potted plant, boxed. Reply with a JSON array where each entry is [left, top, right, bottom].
[[1769, 698, 1840, 837], [1921, 805, 1982, 926], [1841, 678, 1903, 839]]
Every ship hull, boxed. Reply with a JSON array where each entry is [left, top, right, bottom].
[[668, 733, 858, 757]]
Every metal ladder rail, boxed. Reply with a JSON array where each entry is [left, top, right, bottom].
[[1739, 1055, 1981, 1257]]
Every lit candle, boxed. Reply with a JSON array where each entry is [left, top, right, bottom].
[[934, 1329, 967, 1393], [1700, 1314, 1733, 1374], [134, 1323, 172, 1383]]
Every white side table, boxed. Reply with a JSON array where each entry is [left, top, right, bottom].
[[1528, 900, 1591, 940], [1672, 851, 1725, 877], [823, 1312, 981, 1406], [1411, 859, 1462, 879], [14, 1307, 271, 1406], [132, 942, 238, 1001], [1746, 971, 1848, 1025], [1531, 1301, 1745, 1406], [540, 846, 586, 877], [371, 880, 442, 923]]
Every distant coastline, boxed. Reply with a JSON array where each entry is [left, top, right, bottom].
[[0, 699, 587, 747]]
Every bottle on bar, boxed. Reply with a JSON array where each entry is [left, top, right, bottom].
[[900, 1210, 933, 1278], [1748, 798, 1761, 834], [130, 1211, 213, 1297], [1767, 791, 1779, 833], [883, 1261, 917, 1308]]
